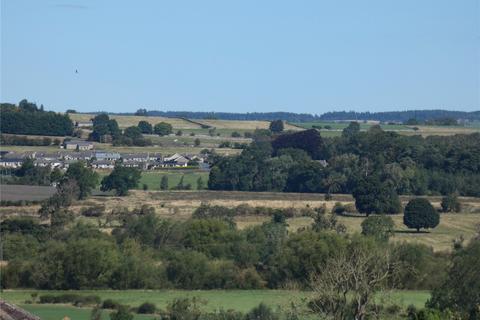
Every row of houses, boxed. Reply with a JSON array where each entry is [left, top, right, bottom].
[[0, 150, 207, 170]]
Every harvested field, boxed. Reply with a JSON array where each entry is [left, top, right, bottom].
[[69, 113, 201, 129], [195, 119, 302, 131], [0, 184, 56, 202]]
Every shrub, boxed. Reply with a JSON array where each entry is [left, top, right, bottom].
[[245, 303, 279, 320], [137, 302, 156, 314], [110, 305, 133, 320], [81, 205, 106, 217], [441, 194, 461, 213], [102, 299, 122, 310], [39, 294, 57, 304], [361, 215, 395, 240]]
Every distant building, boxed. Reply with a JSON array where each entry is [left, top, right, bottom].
[[0, 157, 24, 168], [34, 152, 61, 161], [163, 153, 189, 167], [121, 153, 150, 162], [63, 151, 94, 161], [34, 159, 63, 169], [91, 160, 115, 169], [75, 121, 93, 128], [0, 152, 29, 168], [64, 140, 94, 150], [95, 151, 121, 161]]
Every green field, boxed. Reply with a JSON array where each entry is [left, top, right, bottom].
[[20, 305, 155, 320], [138, 170, 209, 190], [293, 121, 411, 131], [96, 170, 210, 191], [2, 289, 430, 320]]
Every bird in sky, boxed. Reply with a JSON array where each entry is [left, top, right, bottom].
[[75, 69, 78, 74]]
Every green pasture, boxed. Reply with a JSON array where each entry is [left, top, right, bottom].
[[96, 170, 210, 191], [293, 121, 411, 131], [2, 289, 430, 319]]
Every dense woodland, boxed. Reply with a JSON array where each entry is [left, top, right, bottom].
[[208, 125, 480, 197], [0, 100, 73, 136]]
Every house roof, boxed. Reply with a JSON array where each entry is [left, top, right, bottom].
[[0, 299, 40, 320]]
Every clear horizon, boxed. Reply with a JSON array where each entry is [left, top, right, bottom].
[[1, 0, 479, 113]]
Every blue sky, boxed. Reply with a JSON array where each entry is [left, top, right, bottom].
[[1, 0, 479, 113]]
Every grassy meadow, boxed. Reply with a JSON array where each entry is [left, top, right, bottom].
[[2, 289, 430, 320], [293, 120, 480, 137], [139, 170, 209, 190]]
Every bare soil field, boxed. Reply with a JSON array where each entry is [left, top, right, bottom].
[[0, 184, 56, 202]]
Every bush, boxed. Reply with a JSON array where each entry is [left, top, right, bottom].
[[39, 294, 57, 304], [245, 303, 279, 320], [361, 215, 395, 240], [110, 306, 134, 320], [441, 194, 461, 213], [38, 294, 100, 306], [137, 302, 156, 314], [102, 299, 122, 310], [73, 295, 102, 307], [81, 205, 106, 217]]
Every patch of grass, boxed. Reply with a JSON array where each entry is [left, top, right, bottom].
[[294, 121, 411, 131], [20, 304, 155, 320], [2, 289, 429, 316], [96, 170, 209, 191], [138, 171, 209, 190]]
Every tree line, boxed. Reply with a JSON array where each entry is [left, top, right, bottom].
[[208, 125, 480, 197], [0, 100, 73, 136]]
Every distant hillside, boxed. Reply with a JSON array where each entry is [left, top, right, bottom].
[[127, 111, 321, 122], [110, 109, 480, 123], [319, 110, 480, 122]]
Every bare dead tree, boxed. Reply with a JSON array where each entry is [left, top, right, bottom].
[[309, 241, 397, 320]]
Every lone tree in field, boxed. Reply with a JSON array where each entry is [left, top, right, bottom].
[[101, 166, 141, 196], [403, 198, 440, 232], [352, 175, 401, 216], [269, 120, 284, 133]]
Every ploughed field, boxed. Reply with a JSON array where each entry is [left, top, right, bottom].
[[0, 184, 56, 202]]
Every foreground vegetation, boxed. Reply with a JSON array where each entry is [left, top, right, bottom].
[[2, 289, 431, 319]]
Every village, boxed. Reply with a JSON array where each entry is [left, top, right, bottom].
[[0, 139, 209, 171]]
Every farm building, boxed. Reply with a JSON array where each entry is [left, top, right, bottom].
[[163, 153, 189, 167], [64, 140, 94, 150], [75, 120, 93, 128]]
